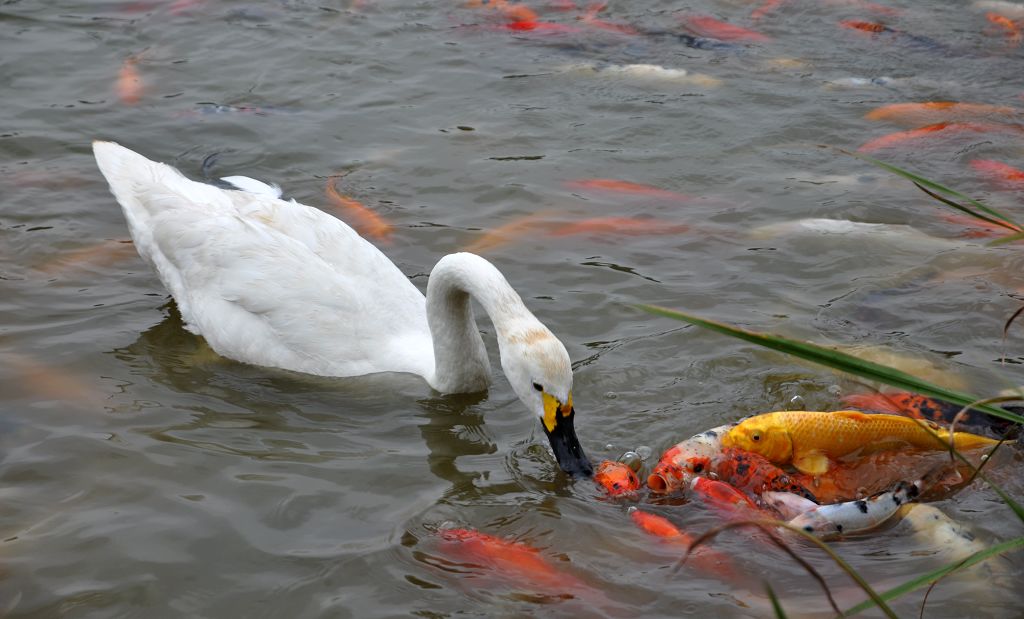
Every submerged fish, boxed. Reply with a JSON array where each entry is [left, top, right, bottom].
[[858, 122, 1019, 152], [434, 528, 599, 600], [973, 0, 1024, 19], [986, 12, 1023, 45], [117, 56, 143, 105], [564, 178, 694, 201], [681, 15, 771, 42], [559, 62, 723, 87], [864, 101, 1023, 125], [898, 504, 990, 566], [721, 410, 1000, 475], [594, 460, 641, 496], [547, 217, 690, 237], [630, 510, 741, 581], [747, 218, 959, 249], [970, 158, 1024, 189], [325, 178, 393, 242]]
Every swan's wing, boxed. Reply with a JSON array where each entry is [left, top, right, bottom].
[[150, 210, 434, 378]]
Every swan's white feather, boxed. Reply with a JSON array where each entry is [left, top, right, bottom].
[[93, 140, 433, 378], [219, 175, 282, 198]]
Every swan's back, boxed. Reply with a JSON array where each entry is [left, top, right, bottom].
[[93, 141, 434, 378]]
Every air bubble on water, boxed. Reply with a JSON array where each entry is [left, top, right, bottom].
[[618, 451, 642, 472], [604, 391, 618, 399], [626, 506, 638, 514], [635, 445, 652, 461], [827, 384, 842, 397], [788, 395, 806, 410], [605, 443, 615, 451]]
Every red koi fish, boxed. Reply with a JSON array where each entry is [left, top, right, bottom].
[[696, 448, 818, 501], [117, 56, 143, 105], [565, 178, 694, 201], [594, 460, 640, 496], [987, 12, 1023, 46], [435, 528, 597, 599], [857, 122, 1015, 152], [970, 159, 1024, 189], [325, 178, 393, 242], [681, 15, 771, 42], [690, 477, 768, 519], [839, 19, 892, 34], [547, 217, 689, 237], [864, 101, 1022, 125], [630, 510, 741, 581]]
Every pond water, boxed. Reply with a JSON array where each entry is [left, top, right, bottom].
[[2, 0, 1023, 617]]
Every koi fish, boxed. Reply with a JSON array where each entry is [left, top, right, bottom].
[[842, 391, 1021, 435], [750, 0, 786, 21], [986, 12, 1023, 45], [681, 15, 771, 42], [325, 178, 393, 242], [434, 528, 599, 600], [560, 62, 723, 87], [898, 504, 990, 568], [840, 19, 891, 34], [594, 460, 640, 496], [460, 210, 562, 254], [935, 211, 1022, 238], [748, 218, 957, 249], [547, 217, 689, 237], [578, 3, 638, 35], [3, 352, 104, 408], [564, 178, 693, 201], [117, 56, 143, 105], [839, 20, 945, 50], [858, 122, 1017, 152], [696, 447, 818, 501], [629, 510, 741, 581], [763, 477, 922, 539], [37, 239, 138, 275], [864, 102, 1023, 125], [970, 159, 1024, 189], [721, 410, 1000, 475], [647, 422, 736, 493], [690, 477, 768, 519], [973, 0, 1024, 20]]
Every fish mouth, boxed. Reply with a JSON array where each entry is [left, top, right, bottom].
[[542, 406, 593, 478], [646, 472, 670, 493]]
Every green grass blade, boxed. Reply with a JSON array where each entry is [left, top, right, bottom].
[[913, 182, 1022, 233], [765, 583, 790, 619], [633, 304, 1024, 426], [988, 230, 1024, 246], [842, 536, 1024, 617], [832, 148, 1022, 230]]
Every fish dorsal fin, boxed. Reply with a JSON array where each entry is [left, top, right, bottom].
[[833, 410, 873, 422], [792, 449, 831, 476]]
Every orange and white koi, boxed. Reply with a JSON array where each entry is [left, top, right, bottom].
[[864, 101, 1023, 125], [681, 15, 771, 42], [325, 178, 393, 242], [858, 122, 1017, 152], [117, 56, 143, 105], [970, 158, 1024, 189], [564, 178, 694, 201], [722, 410, 1000, 475], [647, 423, 736, 493], [594, 460, 641, 496]]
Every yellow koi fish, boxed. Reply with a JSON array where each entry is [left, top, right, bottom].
[[721, 410, 1000, 475]]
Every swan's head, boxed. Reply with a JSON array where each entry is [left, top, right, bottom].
[[500, 327, 593, 478]]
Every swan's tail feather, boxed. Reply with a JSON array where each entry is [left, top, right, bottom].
[[220, 175, 283, 198]]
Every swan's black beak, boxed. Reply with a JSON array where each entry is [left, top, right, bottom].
[[542, 403, 593, 478]]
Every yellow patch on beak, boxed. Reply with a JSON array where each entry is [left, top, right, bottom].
[[542, 391, 573, 432]]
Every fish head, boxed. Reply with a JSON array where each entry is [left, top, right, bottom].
[[723, 416, 793, 464], [647, 423, 734, 493], [501, 327, 592, 478]]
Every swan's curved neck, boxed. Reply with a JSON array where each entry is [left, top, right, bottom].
[[424, 253, 536, 393]]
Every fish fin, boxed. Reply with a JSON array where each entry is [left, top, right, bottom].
[[832, 410, 873, 422], [792, 450, 831, 476]]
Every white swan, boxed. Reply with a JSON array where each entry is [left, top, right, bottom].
[[93, 141, 592, 476]]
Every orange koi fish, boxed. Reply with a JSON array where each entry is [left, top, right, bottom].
[[3, 352, 103, 408], [935, 211, 1022, 238], [839, 19, 890, 34], [689, 477, 767, 519], [970, 158, 1024, 189], [864, 101, 1022, 125], [435, 528, 598, 599], [325, 178, 392, 242], [564, 178, 694, 201], [629, 510, 740, 581], [547, 217, 690, 237], [750, 0, 786, 21], [695, 447, 818, 501], [461, 211, 558, 254], [857, 122, 1013, 152], [37, 239, 138, 275], [594, 460, 640, 496], [578, 2, 638, 35], [722, 410, 1000, 475], [117, 56, 143, 105], [987, 12, 1023, 45], [681, 15, 772, 42]]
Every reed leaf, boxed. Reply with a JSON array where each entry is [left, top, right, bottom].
[[765, 583, 789, 619], [633, 304, 1024, 426]]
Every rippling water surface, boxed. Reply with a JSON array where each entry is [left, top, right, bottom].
[[3, 0, 1024, 617]]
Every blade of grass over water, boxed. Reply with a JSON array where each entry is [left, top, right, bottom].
[[841, 536, 1024, 617], [633, 304, 1024, 426], [827, 147, 1023, 232], [765, 583, 789, 619]]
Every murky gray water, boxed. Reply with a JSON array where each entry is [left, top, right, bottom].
[[3, 0, 1024, 617]]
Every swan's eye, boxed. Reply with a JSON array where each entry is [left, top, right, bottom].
[[533, 382, 543, 392]]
